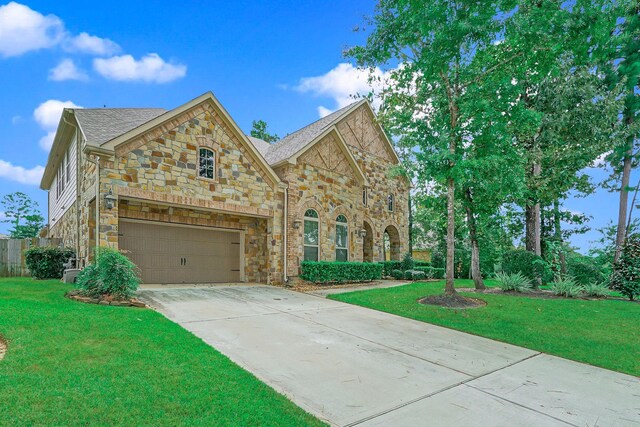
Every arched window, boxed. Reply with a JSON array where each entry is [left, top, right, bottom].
[[387, 194, 394, 212], [335, 214, 348, 261], [199, 148, 215, 179], [303, 209, 319, 261]]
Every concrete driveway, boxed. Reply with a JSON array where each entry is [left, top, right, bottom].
[[139, 285, 640, 426]]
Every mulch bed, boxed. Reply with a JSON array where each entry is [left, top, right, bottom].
[[419, 294, 487, 309], [457, 287, 613, 301], [0, 335, 7, 361], [65, 290, 147, 308], [277, 279, 386, 293]]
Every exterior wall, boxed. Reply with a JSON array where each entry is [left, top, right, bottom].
[[279, 104, 410, 279], [48, 201, 77, 249], [335, 104, 410, 260], [78, 138, 98, 266], [48, 134, 77, 229], [119, 200, 269, 283], [81, 102, 284, 282], [277, 132, 364, 278]]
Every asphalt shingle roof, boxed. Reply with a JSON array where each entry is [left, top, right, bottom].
[[73, 108, 167, 146], [263, 101, 361, 165], [246, 136, 272, 157]]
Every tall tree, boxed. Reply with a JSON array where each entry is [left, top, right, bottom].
[[348, 0, 517, 295], [1, 192, 45, 239], [250, 120, 280, 143], [605, 3, 640, 262]]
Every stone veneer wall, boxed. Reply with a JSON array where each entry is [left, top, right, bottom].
[[77, 102, 284, 282], [48, 201, 78, 250], [280, 105, 410, 278], [119, 200, 269, 283]]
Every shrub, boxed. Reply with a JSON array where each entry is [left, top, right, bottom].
[[567, 257, 607, 285], [76, 248, 140, 299], [300, 261, 383, 284], [379, 261, 403, 277], [401, 253, 415, 272], [24, 246, 75, 279], [413, 266, 445, 279], [551, 277, 584, 298], [391, 269, 404, 280], [609, 235, 640, 301], [583, 282, 610, 298], [414, 260, 431, 267], [502, 249, 545, 283], [403, 270, 426, 281], [494, 272, 532, 293]]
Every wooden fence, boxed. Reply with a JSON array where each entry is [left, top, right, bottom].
[[0, 238, 62, 277]]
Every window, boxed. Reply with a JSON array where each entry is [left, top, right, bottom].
[[335, 214, 348, 261], [362, 188, 368, 206], [387, 194, 394, 212], [198, 148, 215, 179], [303, 209, 319, 261]]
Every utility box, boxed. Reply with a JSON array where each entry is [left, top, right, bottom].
[[62, 268, 81, 284]]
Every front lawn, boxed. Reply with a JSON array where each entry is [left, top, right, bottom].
[[330, 279, 640, 376], [0, 278, 323, 426]]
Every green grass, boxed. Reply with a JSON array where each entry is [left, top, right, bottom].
[[0, 278, 323, 426], [330, 279, 640, 376]]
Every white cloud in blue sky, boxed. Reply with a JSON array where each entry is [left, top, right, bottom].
[[48, 59, 87, 82], [33, 99, 82, 150], [93, 53, 187, 83], [295, 63, 390, 117], [0, 160, 44, 185]]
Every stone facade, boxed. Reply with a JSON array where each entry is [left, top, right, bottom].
[[279, 105, 409, 278], [45, 95, 408, 284], [48, 201, 78, 249]]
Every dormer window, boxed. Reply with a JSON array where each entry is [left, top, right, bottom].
[[387, 194, 394, 212], [198, 148, 215, 179]]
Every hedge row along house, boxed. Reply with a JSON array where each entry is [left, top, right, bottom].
[[40, 92, 409, 284]]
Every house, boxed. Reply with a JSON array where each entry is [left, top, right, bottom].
[[40, 92, 409, 284]]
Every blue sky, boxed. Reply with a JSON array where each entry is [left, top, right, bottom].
[[0, 1, 623, 251]]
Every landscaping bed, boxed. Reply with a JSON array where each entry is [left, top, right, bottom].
[[329, 279, 640, 376], [65, 289, 147, 307]]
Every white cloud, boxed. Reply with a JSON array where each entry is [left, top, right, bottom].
[[93, 53, 187, 83], [64, 32, 119, 56], [0, 2, 64, 58], [11, 115, 23, 125], [294, 63, 391, 117], [0, 160, 44, 185], [48, 58, 87, 81], [0, 2, 119, 59], [33, 99, 82, 150]]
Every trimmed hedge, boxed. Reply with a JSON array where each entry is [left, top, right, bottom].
[[380, 261, 403, 277], [413, 266, 445, 279], [391, 269, 404, 279], [414, 261, 431, 267], [404, 270, 426, 280], [300, 261, 383, 284], [24, 246, 75, 279]]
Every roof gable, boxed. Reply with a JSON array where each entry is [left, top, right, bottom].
[[74, 108, 166, 147]]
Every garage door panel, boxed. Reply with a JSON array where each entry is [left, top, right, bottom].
[[119, 221, 242, 284]]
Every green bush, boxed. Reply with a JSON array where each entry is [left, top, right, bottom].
[[413, 266, 445, 279], [403, 270, 426, 281], [77, 248, 140, 299], [24, 246, 75, 279], [567, 257, 607, 285], [391, 269, 404, 280], [380, 261, 403, 277], [583, 282, 610, 298], [610, 235, 640, 301], [502, 249, 545, 283], [494, 272, 532, 293], [300, 261, 382, 284], [401, 253, 415, 272], [551, 277, 584, 298], [414, 261, 431, 267]]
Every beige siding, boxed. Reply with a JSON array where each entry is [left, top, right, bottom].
[[49, 133, 77, 228]]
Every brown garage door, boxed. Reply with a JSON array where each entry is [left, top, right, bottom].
[[118, 220, 242, 284]]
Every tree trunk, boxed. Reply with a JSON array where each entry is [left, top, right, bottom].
[[525, 202, 541, 256], [614, 149, 632, 264], [553, 199, 566, 276], [464, 189, 485, 290], [445, 176, 457, 294]]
